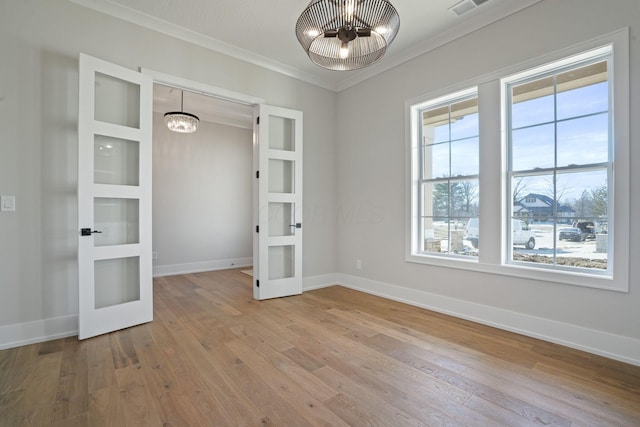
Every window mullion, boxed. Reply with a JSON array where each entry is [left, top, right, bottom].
[[552, 74, 559, 266]]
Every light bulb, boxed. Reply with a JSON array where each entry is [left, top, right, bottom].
[[375, 26, 388, 35], [345, 0, 355, 21], [306, 29, 320, 37], [339, 42, 349, 59]]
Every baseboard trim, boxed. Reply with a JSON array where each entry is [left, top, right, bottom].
[[0, 315, 78, 350], [303, 273, 338, 291], [153, 257, 253, 277], [336, 273, 640, 367], [5, 272, 637, 367]]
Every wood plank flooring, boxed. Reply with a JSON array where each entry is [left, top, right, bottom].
[[1, 268, 639, 426]]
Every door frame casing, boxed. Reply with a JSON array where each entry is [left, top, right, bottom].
[[141, 69, 265, 107]]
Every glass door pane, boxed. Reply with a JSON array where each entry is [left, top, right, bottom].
[[268, 115, 295, 151], [268, 245, 295, 280], [94, 72, 140, 128], [269, 159, 294, 193], [269, 203, 295, 236], [94, 135, 140, 185], [94, 198, 139, 247], [94, 257, 140, 309]]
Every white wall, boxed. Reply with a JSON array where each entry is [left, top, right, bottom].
[[336, 0, 640, 364], [152, 114, 253, 276], [0, 0, 337, 348]]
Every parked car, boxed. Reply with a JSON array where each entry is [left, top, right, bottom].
[[464, 218, 536, 249], [512, 219, 536, 249], [558, 227, 586, 242], [572, 221, 596, 239]]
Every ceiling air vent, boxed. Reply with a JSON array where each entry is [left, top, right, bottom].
[[449, 0, 491, 16]]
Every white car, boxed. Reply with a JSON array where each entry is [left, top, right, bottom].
[[512, 219, 536, 249], [465, 218, 536, 249]]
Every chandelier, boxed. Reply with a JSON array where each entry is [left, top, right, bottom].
[[295, 0, 400, 71], [164, 90, 199, 133]]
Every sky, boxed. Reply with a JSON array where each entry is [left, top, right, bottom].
[[424, 80, 609, 203]]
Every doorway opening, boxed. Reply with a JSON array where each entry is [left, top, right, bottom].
[[143, 69, 305, 300], [150, 83, 255, 278]]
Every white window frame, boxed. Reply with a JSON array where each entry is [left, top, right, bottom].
[[504, 47, 612, 275], [409, 87, 479, 261], [406, 28, 629, 292]]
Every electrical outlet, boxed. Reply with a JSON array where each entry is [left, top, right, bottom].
[[356, 259, 362, 270], [1, 195, 15, 212], [152, 251, 158, 260]]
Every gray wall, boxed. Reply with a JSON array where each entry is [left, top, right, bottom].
[[152, 113, 253, 275], [0, 0, 336, 334], [336, 0, 640, 344], [0, 0, 637, 362]]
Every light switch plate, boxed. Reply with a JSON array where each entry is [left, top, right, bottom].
[[1, 195, 16, 212]]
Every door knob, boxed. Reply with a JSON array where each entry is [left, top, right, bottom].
[[81, 228, 103, 236]]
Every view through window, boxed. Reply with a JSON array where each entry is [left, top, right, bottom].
[[506, 55, 611, 272], [418, 91, 479, 257]]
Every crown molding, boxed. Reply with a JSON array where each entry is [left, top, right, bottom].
[[70, 0, 541, 93], [68, 0, 338, 91], [335, 0, 543, 91]]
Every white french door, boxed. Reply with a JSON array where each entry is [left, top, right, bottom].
[[253, 105, 303, 300], [77, 54, 153, 339]]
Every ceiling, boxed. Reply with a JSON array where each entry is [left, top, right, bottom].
[[71, 0, 541, 92], [81, 0, 541, 128]]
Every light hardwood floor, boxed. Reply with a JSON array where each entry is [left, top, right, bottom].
[[1, 268, 639, 426]]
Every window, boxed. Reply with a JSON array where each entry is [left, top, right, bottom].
[[407, 29, 629, 291], [505, 48, 611, 274], [411, 88, 479, 258]]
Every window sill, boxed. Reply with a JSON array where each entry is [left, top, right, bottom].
[[406, 252, 626, 293]]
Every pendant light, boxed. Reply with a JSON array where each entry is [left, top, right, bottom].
[[295, 0, 400, 71], [164, 90, 199, 133]]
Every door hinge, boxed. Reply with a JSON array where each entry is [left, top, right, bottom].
[[256, 225, 259, 233], [256, 280, 260, 288], [256, 170, 259, 179], [256, 116, 260, 125]]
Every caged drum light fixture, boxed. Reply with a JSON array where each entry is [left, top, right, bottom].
[[295, 0, 400, 71], [164, 90, 199, 133]]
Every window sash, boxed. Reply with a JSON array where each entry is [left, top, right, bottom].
[[416, 91, 479, 258], [505, 53, 613, 275]]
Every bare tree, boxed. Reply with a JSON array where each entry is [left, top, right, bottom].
[[457, 181, 478, 215], [591, 183, 608, 217], [543, 175, 569, 210], [512, 178, 528, 204], [573, 189, 593, 217]]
